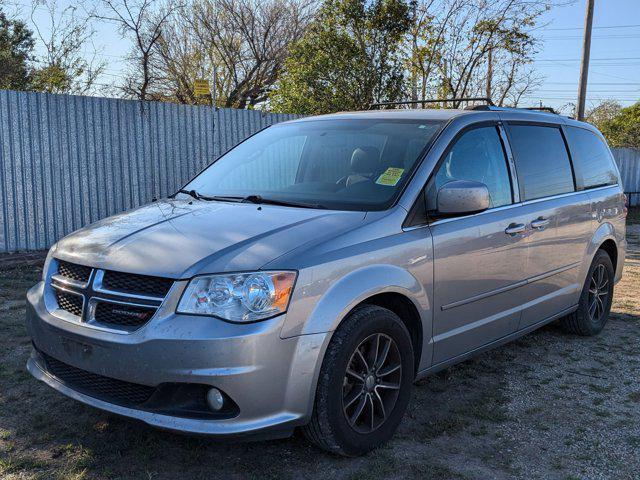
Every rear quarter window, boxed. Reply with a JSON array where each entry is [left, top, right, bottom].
[[508, 124, 575, 201], [565, 126, 619, 189]]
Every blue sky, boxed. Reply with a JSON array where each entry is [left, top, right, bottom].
[[10, 0, 640, 112], [526, 0, 640, 111]]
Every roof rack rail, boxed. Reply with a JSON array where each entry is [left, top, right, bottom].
[[369, 97, 495, 109], [523, 106, 558, 114]]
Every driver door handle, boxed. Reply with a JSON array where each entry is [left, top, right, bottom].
[[531, 217, 550, 230], [505, 223, 526, 236]]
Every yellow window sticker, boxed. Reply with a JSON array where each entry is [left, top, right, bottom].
[[376, 167, 405, 186]]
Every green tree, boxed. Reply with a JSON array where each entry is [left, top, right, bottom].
[[31, 63, 73, 93], [270, 0, 412, 114], [0, 11, 35, 90], [598, 102, 640, 149]]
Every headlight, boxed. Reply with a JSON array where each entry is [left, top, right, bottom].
[[177, 271, 297, 322]]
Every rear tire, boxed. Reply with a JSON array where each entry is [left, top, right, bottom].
[[560, 249, 614, 336], [302, 305, 414, 456]]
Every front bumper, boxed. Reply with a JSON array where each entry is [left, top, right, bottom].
[[25, 281, 329, 439]]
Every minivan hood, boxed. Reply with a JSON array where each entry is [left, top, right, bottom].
[[54, 198, 365, 278]]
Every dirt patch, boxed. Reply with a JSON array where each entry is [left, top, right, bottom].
[[0, 251, 47, 268], [1, 219, 639, 479]]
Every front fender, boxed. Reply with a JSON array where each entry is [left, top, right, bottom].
[[281, 264, 430, 338], [281, 263, 432, 373]]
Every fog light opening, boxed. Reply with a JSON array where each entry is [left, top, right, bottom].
[[206, 387, 225, 411]]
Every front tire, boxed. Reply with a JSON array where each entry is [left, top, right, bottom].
[[560, 249, 615, 336], [302, 305, 414, 456]]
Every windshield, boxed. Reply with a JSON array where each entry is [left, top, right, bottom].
[[183, 118, 444, 211]]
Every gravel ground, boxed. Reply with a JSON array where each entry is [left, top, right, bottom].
[[0, 215, 639, 480]]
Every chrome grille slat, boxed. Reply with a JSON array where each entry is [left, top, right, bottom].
[[48, 260, 173, 333]]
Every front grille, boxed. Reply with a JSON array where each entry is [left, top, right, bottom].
[[57, 260, 92, 284], [55, 290, 83, 317], [102, 270, 173, 298], [94, 302, 156, 329], [40, 351, 155, 406], [47, 262, 169, 333]]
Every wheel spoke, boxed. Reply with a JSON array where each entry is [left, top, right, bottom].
[[375, 336, 391, 372], [588, 299, 597, 319], [349, 394, 367, 426], [373, 389, 386, 421], [343, 388, 364, 410], [371, 334, 381, 368], [377, 364, 401, 378], [596, 296, 604, 319], [355, 347, 370, 372], [596, 265, 604, 286], [346, 368, 364, 383], [367, 393, 375, 431], [376, 381, 400, 390]]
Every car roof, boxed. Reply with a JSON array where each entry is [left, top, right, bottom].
[[284, 109, 473, 123], [281, 107, 601, 136], [282, 107, 574, 123]]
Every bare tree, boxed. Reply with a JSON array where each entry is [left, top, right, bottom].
[[147, 5, 212, 104], [406, 0, 550, 107], [30, 0, 105, 94], [586, 99, 622, 128], [187, 0, 316, 108], [94, 0, 178, 100]]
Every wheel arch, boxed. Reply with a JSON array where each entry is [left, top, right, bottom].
[[582, 221, 624, 284], [598, 238, 618, 274], [288, 264, 431, 375], [359, 292, 424, 376]]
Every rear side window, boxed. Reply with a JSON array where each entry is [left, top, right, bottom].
[[508, 125, 575, 201], [565, 126, 619, 189]]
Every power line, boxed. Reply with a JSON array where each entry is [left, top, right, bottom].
[[544, 34, 640, 40], [542, 23, 640, 31], [535, 57, 640, 62], [544, 82, 640, 85]]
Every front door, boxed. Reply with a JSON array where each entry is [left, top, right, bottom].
[[428, 124, 529, 364]]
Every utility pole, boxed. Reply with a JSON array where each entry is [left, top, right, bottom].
[[577, 0, 595, 121], [486, 48, 493, 102], [210, 68, 218, 110]]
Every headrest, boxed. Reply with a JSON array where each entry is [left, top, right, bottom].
[[350, 147, 380, 174]]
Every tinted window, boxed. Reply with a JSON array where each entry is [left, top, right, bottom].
[[428, 126, 512, 208], [565, 126, 619, 189], [508, 125, 574, 201]]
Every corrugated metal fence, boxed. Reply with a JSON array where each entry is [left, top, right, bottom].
[[0, 90, 299, 252], [613, 147, 640, 207], [1, 88, 639, 252]]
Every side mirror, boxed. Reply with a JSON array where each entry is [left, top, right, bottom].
[[436, 180, 490, 215]]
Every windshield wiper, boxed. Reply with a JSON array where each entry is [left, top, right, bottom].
[[174, 190, 325, 209], [174, 189, 223, 202], [240, 195, 326, 209]]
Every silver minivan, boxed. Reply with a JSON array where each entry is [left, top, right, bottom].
[[26, 105, 627, 456]]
